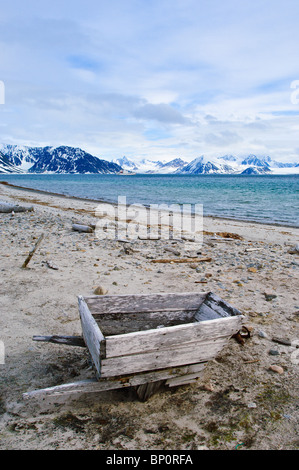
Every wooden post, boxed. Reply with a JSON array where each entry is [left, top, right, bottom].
[[21, 233, 44, 269]]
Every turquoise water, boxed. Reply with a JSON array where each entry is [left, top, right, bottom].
[[0, 173, 298, 227]]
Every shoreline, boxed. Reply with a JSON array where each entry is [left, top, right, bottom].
[[1, 180, 298, 230], [0, 174, 299, 450]]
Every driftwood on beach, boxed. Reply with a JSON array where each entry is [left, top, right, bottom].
[[21, 233, 44, 269], [33, 335, 86, 347], [0, 201, 34, 213], [72, 223, 94, 233], [150, 257, 212, 264]]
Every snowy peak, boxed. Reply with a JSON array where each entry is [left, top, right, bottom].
[[0, 151, 24, 173], [0, 145, 122, 174], [241, 166, 271, 175], [178, 156, 235, 174], [114, 157, 188, 173], [174, 154, 298, 174], [113, 156, 139, 171], [241, 155, 271, 167], [161, 158, 186, 168]]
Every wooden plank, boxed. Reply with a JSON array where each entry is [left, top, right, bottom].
[[72, 223, 94, 233], [169, 378, 198, 387], [33, 335, 86, 347], [195, 292, 243, 322], [166, 372, 203, 387], [21, 233, 44, 269], [23, 362, 208, 400], [84, 292, 207, 315], [100, 337, 228, 378], [95, 309, 197, 336], [194, 303, 222, 321], [78, 296, 105, 377], [105, 315, 244, 358], [150, 257, 212, 263]]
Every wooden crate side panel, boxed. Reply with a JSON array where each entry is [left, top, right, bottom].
[[195, 292, 243, 321], [78, 296, 105, 377], [94, 309, 197, 336], [84, 292, 207, 315], [105, 315, 244, 358], [100, 337, 228, 378]]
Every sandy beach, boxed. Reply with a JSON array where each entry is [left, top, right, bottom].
[[0, 181, 298, 450]]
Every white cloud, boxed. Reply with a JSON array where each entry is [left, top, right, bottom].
[[0, 0, 299, 162]]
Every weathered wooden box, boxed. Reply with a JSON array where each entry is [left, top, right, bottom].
[[24, 291, 245, 401], [79, 291, 244, 390]]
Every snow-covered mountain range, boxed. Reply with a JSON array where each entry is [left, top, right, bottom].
[[113, 156, 187, 174], [114, 154, 299, 175], [0, 145, 121, 174], [0, 144, 298, 175]]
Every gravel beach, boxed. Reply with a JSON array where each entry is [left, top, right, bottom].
[[0, 181, 298, 450]]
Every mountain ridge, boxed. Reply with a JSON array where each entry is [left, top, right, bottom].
[[114, 154, 299, 175], [0, 145, 122, 174], [0, 144, 298, 175]]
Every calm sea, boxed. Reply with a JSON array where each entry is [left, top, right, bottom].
[[1, 173, 298, 227]]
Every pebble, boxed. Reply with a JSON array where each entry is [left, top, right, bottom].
[[248, 402, 257, 408], [258, 330, 268, 338], [93, 285, 108, 295], [248, 267, 257, 273], [269, 365, 284, 374], [269, 349, 280, 356], [264, 293, 277, 301], [202, 381, 214, 392], [288, 244, 299, 254]]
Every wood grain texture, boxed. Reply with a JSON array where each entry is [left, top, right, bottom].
[[23, 362, 208, 399], [33, 335, 86, 347], [95, 309, 197, 336], [195, 292, 243, 321], [78, 296, 105, 376], [100, 337, 228, 378], [79, 291, 244, 381], [105, 315, 243, 358], [84, 292, 207, 315]]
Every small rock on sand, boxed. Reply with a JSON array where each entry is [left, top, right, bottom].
[[93, 285, 108, 295], [269, 365, 284, 374]]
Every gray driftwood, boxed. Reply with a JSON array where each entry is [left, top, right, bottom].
[[33, 335, 85, 347], [0, 202, 34, 213], [21, 233, 44, 269], [150, 257, 212, 263], [72, 223, 94, 233]]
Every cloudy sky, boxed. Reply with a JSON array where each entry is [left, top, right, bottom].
[[1, 0, 299, 162]]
